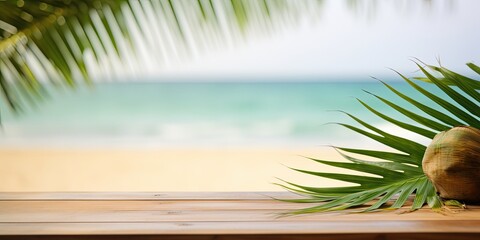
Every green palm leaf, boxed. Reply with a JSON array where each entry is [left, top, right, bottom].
[[280, 61, 479, 214], [0, 0, 323, 120]]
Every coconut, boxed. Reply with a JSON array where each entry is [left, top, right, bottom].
[[422, 126, 480, 203]]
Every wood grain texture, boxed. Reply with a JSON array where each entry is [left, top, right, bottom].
[[0, 192, 294, 200], [0, 192, 479, 239], [1, 234, 480, 240]]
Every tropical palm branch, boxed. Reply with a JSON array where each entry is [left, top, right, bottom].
[[0, 0, 323, 120], [278, 62, 480, 214]]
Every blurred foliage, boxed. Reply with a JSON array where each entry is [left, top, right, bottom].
[[0, 0, 323, 118]]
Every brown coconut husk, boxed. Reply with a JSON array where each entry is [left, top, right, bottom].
[[422, 126, 480, 203]]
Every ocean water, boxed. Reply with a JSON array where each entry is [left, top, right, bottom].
[[0, 81, 441, 148]]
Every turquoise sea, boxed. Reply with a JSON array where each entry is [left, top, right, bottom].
[[0, 81, 440, 148]]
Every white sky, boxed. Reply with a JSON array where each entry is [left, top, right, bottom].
[[146, 0, 480, 81]]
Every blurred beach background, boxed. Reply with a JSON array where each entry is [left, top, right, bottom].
[[1, 0, 479, 191]]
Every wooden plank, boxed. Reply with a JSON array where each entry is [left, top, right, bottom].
[[0, 200, 315, 212], [1, 233, 480, 240], [0, 192, 296, 201], [1, 207, 479, 223], [1, 198, 478, 223], [1, 220, 480, 235], [0, 192, 479, 237], [0, 199, 477, 212]]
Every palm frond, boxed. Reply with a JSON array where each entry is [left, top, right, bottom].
[[415, 63, 480, 90], [0, 0, 323, 118], [1, 0, 127, 114], [280, 62, 480, 214]]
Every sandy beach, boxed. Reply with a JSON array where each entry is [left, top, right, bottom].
[[0, 147, 356, 192]]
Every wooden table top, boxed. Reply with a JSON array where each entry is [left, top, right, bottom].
[[0, 192, 479, 239]]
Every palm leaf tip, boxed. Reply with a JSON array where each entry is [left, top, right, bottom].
[[280, 61, 479, 214]]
